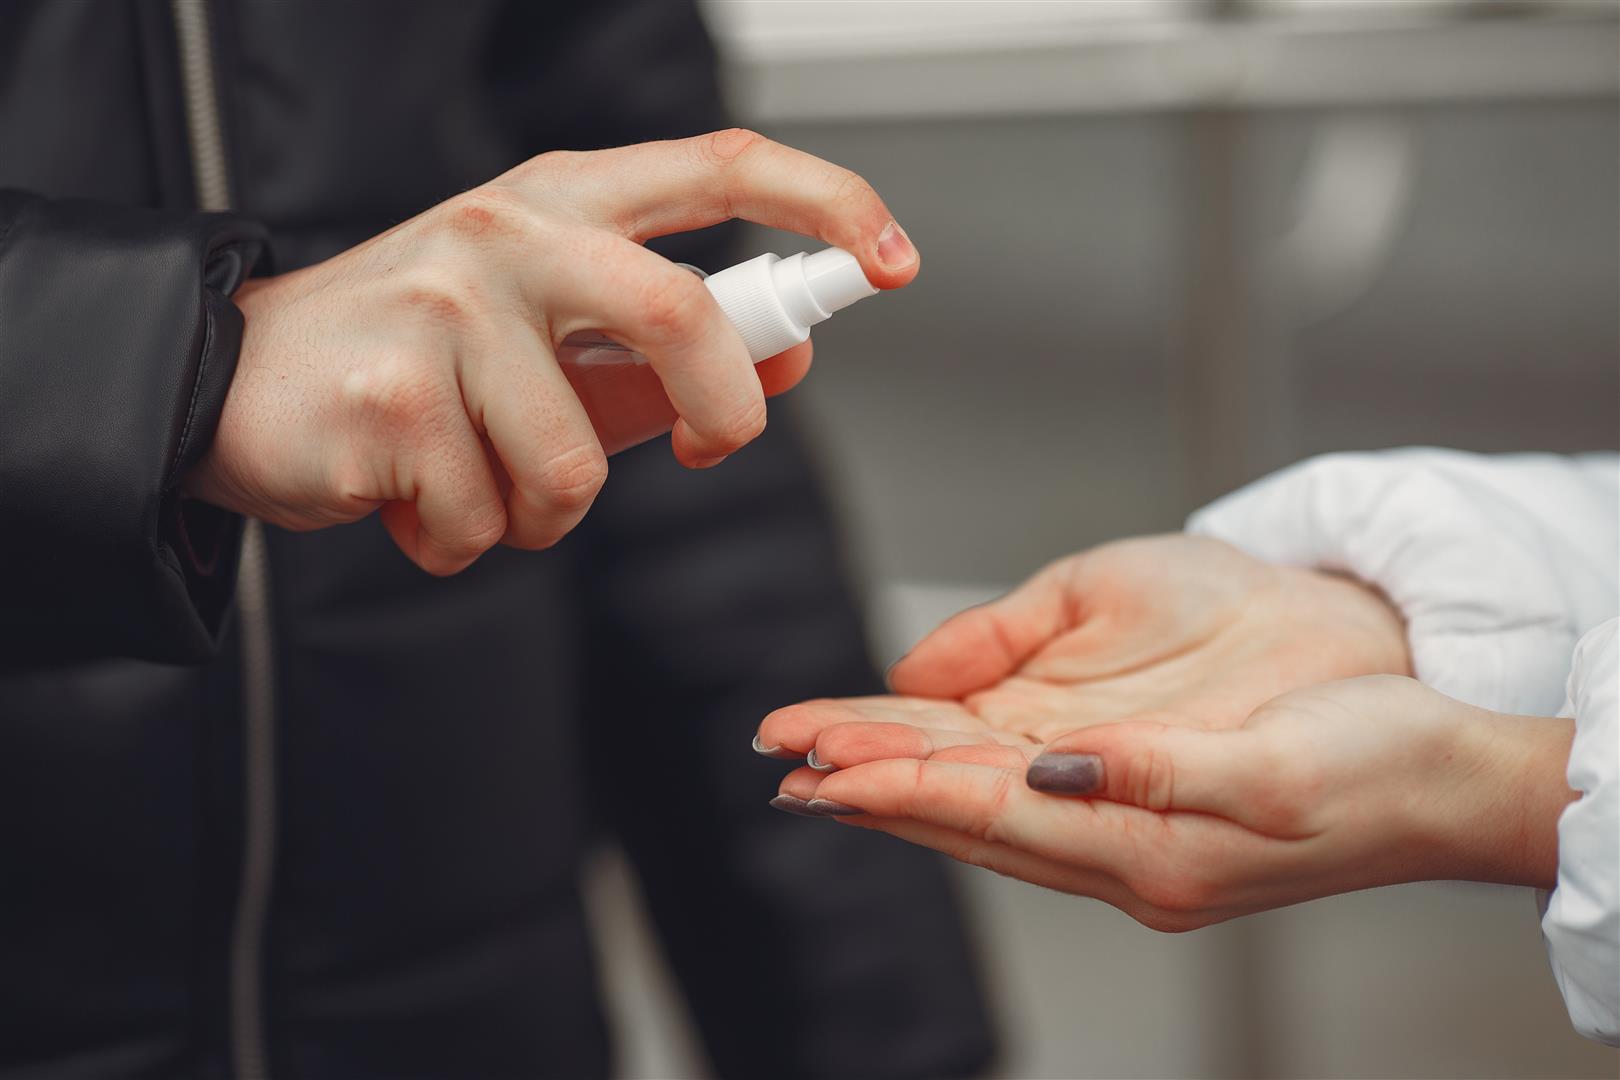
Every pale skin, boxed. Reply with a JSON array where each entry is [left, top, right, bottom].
[[757, 535, 1414, 760], [183, 130, 919, 575], [757, 537, 1576, 929]]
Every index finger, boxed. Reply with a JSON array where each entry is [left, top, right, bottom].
[[515, 130, 919, 290], [532, 229, 765, 464]]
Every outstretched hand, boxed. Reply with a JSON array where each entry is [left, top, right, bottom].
[[768, 676, 1574, 930], [756, 536, 1412, 771]]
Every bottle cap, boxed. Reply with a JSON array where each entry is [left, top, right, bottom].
[[703, 247, 879, 362]]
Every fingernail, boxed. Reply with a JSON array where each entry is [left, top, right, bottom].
[[805, 798, 864, 817], [752, 734, 799, 761], [769, 794, 821, 817], [689, 454, 727, 470], [1027, 752, 1104, 795], [806, 747, 837, 773], [876, 221, 915, 270]]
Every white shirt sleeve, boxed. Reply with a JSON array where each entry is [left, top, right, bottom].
[[1186, 449, 1619, 1043], [1541, 618, 1619, 1046], [1187, 448, 1618, 716]]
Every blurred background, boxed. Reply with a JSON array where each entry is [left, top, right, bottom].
[[592, 1, 1620, 1077]]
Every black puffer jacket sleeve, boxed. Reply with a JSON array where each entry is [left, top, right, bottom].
[[0, 191, 269, 666]]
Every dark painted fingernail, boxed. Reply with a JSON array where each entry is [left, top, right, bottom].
[[752, 734, 799, 760], [769, 794, 820, 817], [805, 798, 863, 817], [806, 747, 837, 773], [1026, 752, 1105, 795]]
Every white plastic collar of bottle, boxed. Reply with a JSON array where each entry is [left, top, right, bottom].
[[702, 247, 878, 362]]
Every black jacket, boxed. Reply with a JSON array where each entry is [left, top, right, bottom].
[[0, 3, 995, 1078]]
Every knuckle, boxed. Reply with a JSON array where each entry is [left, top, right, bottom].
[[638, 271, 711, 341], [342, 358, 446, 435], [977, 771, 1018, 844], [898, 758, 931, 814], [325, 453, 377, 510], [828, 167, 880, 212], [1133, 745, 1177, 812], [389, 256, 490, 329], [460, 504, 510, 555], [438, 187, 527, 243], [709, 397, 768, 451], [533, 442, 609, 515], [397, 278, 479, 328], [522, 148, 583, 177], [696, 127, 766, 168], [420, 511, 506, 578]]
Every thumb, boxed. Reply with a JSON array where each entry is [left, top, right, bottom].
[[1025, 720, 1278, 826], [888, 560, 1073, 698]]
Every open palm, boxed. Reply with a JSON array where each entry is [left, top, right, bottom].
[[765, 675, 1562, 930], [755, 535, 1412, 770]]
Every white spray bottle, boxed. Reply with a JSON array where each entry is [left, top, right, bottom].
[[558, 247, 877, 455]]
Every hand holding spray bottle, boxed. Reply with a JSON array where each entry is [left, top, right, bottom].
[[558, 247, 879, 455]]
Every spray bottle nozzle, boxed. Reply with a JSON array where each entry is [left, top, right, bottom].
[[799, 248, 880, 317], [703, 246, 879, 362]]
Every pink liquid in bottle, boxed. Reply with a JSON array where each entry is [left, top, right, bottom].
[[556, 333, 682, 456]]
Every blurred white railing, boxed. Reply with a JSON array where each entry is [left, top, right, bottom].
[[701, 0, 1619, 120]]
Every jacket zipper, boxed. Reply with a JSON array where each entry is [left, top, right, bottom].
[[171, 2, 277, 1077]]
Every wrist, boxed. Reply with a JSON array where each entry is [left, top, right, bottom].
[[1432, 705, 1575, 888], [180, 275, 277, 516]]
